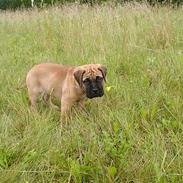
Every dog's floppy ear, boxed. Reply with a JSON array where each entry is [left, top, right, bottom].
[[74, 69, 86, 87], [98, 65, 107, 82]]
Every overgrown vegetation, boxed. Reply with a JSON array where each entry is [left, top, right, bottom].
[[0, 4, 183, 182], [0, 0, 182, 10]]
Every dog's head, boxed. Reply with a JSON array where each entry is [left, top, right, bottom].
[[74, 64, 107, 99]]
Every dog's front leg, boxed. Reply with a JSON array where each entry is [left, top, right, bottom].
[[60, 97, 75, 120]]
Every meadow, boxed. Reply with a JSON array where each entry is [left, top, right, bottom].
[[0, 3, 183, 182]]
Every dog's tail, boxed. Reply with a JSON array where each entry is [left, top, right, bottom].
[[16, 79, 26, 90]]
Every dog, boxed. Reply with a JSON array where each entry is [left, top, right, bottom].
[[26, 63, 107, 117]]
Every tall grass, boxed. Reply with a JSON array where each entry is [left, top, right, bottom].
[[1, 4, 183, 182]]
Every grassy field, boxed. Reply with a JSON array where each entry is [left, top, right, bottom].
[[1, 3, 183, 182]]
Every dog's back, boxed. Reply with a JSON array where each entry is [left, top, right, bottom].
[[26, 63, 75, 102]]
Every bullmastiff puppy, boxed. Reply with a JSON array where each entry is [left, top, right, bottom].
[[26, 63, 107, 117]]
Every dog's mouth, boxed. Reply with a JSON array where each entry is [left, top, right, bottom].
[[86, 90, 104, 99]]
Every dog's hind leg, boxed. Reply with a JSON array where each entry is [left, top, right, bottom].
[[43, 92, 59, 110], [28, 89, 39, 111], [43, 93, 49, 104]]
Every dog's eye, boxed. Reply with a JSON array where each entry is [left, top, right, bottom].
[[96, 76, 103, 81], [83, 78, 90, 83]]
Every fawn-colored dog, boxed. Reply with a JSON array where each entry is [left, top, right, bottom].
[[26, 63, 107, 117]]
